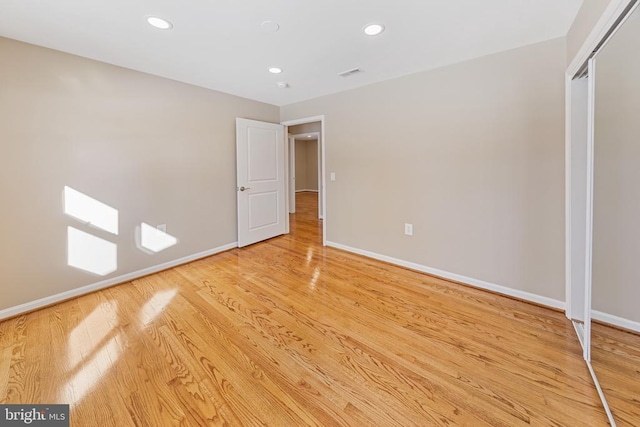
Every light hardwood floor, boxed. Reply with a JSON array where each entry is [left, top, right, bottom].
[[591, 322, 640, 427], [0, 192, 610, 426]]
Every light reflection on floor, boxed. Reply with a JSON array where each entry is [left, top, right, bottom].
[[64, 287, 177, 407], [68, 304, 118, 370], [64, 334, 123, 406], [140, 289, 178, 326], [309, 267, 320, 291]]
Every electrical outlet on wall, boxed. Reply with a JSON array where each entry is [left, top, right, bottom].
[[404, 223, 413, 236]]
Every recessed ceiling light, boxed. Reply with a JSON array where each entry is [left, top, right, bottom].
[[276, 82, 289, 89], [268, 67, 283, 74], [363, 23, 385, 36], [147, 16, 173, 30], [307, 135, 312, 138], [261, 21, 280, 32]]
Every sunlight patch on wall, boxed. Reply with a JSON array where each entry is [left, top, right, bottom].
[[64, 186, 118, 235], [67, 227, 117, 276], [139, 223, 178, 253]]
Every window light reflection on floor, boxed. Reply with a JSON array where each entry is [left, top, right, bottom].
[[64, 334, 122, 406], [140, 289, 178, 326], [68, 304, 118, 370], [65, 299, 122, 407], [309, 267, 320, 291]]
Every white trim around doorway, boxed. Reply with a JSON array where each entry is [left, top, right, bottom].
[[281, 116, 327, 246]]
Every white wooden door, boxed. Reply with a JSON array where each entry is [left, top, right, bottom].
[[236, 118, 286, 247]]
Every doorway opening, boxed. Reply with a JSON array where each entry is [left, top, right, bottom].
[[281, 116, 326, 246], [289, 131, 321, 216]]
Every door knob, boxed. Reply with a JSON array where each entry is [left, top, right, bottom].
[[239, 186, 251, 191]]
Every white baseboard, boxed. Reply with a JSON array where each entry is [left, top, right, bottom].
[[326, 241, 565, 311], [295, 189, 319, 193], [592, 309, 640, 334], [0, 242, 238, 321]]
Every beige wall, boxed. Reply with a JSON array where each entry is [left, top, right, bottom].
[[0, 37, 279, 311], [592, 7, 640, 323], [306, 140, 319, 191], [290, 121, 321, 204], [295, 140, 308, 191], [294, 139, 318, 191], [289, 122, 321, 135], [566, 0, 613, 65], [0, 33, 577, 310], [282, 38, 567, 301]]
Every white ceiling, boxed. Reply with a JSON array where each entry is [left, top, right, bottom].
[[0, 0, 582, 106]]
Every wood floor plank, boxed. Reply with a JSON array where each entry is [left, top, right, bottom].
[[222, 256, 586, 426], [2, 315, 30, 404], [0, 192, 623, 426], [0, 317, 16, 402], [187, 265, 495, 425], [195, 289, 420, 426], [591, 322, 640, 427], [191, 242, 600, 426], [107, 281, 191, 426]]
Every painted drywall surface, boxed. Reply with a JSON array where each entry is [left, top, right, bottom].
[[592, 8, 640, 323], [294, 139, 319, 191], [0, 37, 279, 310], [295, 140, 308, 191], [282, 38, 566, 300], [288, 122, 321, 135], [566, 0, 613, 65], [306, 140, 319, 191], [290, 121, 321, 192]]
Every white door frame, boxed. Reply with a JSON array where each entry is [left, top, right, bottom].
[[565, 0, 639, 336], [281, 116, 326, 246], [565, 1, 637, 424], [289, 132, 321, 218], [289, 136, 296, 214], [565, 0, 636, 327], [583, 58, 596, 362]]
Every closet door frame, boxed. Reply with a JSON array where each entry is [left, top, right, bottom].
[[565, 0, 638, 348], [565, 1, 639, 425]]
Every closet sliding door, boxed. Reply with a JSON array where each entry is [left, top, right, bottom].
[[590, 3, 640, 424]]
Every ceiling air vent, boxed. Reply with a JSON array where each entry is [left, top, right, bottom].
[[337, 67, 362, 77]]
